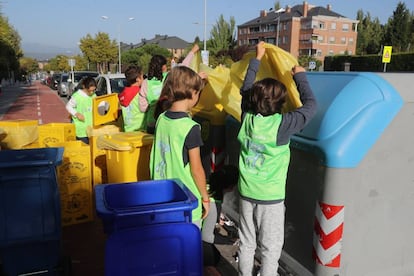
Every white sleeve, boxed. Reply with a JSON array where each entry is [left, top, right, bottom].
[[65, 96, 77, 116]]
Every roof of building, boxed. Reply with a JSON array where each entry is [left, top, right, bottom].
[[132, 34, 191, 49], [238, 3, 349, 27]]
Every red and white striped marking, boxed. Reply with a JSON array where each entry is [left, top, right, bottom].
[[313, 202, 345, 268], [210, 147, 225, 172]]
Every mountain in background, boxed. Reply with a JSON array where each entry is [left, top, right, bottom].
[[22, 42, 78, 61]]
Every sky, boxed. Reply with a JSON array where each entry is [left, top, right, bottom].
[[2, 0, 413, 58]]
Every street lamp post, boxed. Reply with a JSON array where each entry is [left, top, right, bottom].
[[201, 0, 209, 66], [101, 16, 134, 73], [275, 8, 285, 47]]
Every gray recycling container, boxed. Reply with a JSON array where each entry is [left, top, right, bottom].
[[222, 72, 414, 276], [283, 72, 413, 276]]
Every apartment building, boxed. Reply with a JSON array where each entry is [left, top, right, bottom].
[[237, 1, 359, 62]]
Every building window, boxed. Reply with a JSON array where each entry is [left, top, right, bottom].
[[316, 49, 322, 56], [329, 49, 334, 55], [249, 26, 260, 33], [329, 36, 335, 44], [331, 22, 336, 30], [342, 23, 349, 32], [349, 38, 354, 45], [341, 37, 346, 44], [319, 21, 326, 29], [266, 37, 276, 44]]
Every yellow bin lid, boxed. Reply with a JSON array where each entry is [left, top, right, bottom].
[[96, 131, 153, 151]]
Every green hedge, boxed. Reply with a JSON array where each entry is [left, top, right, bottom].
[[324, 52, 414, 72]]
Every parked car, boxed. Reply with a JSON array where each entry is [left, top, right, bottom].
[[50, 73, 62, 90], [57, 73, 70, 97], [95, 73, 127, 96], [67, 71, 99, 97]]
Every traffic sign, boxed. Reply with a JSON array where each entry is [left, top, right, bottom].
[[309, 61, 316, 70], [382, 46, 392, 63]]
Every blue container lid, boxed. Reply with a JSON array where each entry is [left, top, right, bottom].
[[95, 179, 198, 218], [0, 147, 64, 168], [291, 72, 403, 168]]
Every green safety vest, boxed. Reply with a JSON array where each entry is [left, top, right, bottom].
[[146, 73, 168, 128], [121, 93, 146, 132], [150, 112, 203, 221], [71, 91, 96, 138], [237, 112, 290, 201]]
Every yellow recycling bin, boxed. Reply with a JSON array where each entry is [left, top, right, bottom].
[[0, 120, 38, 149], [96, 131, 154, 183]]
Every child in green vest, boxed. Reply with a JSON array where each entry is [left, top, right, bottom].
[[237, 41, 318, 275], [65, 76, 97, 144], [139, 44, 201, 134], [149, 65, 210, 228], [118, 65, 145, 132]]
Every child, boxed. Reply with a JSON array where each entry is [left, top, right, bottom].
[[237, 41, 317, 275], [149, 65, 210, 228], [65, 76, 97, 144], [118, 65, 145, 132], [139, 44, 201, 134], [202, 165, 239, 266]]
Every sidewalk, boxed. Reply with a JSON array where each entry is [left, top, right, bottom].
[[0, 81, 70, 124]]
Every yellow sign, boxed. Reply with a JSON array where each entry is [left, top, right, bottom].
[[382, 46, 392, 63]]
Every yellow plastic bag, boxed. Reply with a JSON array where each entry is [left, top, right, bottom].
[[192, 43, 302, 121]]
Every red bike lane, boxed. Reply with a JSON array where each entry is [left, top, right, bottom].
[[1, 82, 70, 124]]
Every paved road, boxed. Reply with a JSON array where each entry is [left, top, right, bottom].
[[0, 81, 70, 124]]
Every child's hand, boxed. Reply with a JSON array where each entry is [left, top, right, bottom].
[[202, 200, 210, 219], [75, 113, 85, 121], [292, 65, 305, 75], [198, 71, 208, 80], [256, 41, 266, 60]]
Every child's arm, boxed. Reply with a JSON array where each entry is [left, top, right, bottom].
[[65, 97, 84, 121], [188, 146, 210, 219], [181, 44, 200, 67], [276, 66, 318, 144], [138, 79, 149, 112], [240, 41, 266, 117]]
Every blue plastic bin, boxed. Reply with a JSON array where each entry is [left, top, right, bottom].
[[105, 222, 202, 276], [95, 179, 198, 234], [0, 147, 64, 275]]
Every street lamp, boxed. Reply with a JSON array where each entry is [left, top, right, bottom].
[[275, 8, 285, 47], [101, 16, 135, 73], [201, 0, 209, 65]]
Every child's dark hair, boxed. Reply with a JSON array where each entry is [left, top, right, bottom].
[[248, 78, 287, 116], [124, 65, 143, 86], [81, 76, 97, 89], [153, 66, 204, 120], [209, 165, 239, 201], [148, 55, 167, 81]]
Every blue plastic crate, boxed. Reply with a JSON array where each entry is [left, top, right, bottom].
[[95, 179, 198, 234], [105, 222, 202, 276], [0, 147, 64, 246]]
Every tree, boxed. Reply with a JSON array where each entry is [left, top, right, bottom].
[[79, 32, 117, 73], [356, 10, 384, 55], [383, 2, 411, 52], [122, 44, 171, 73], [273, 1, 282, 11], [0, 11, 22, 81], [209, 15, 236, 55]]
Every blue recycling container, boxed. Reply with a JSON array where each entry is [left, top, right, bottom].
[[0, 147, 64, 275], [105, 222, 202, 276], [94, 179, 198, 234]]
